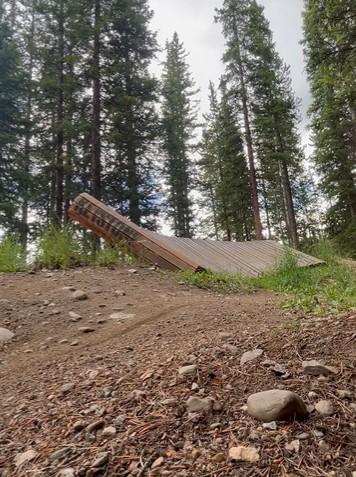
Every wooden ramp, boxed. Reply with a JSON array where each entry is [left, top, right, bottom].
[[68, 193, 323, 277]]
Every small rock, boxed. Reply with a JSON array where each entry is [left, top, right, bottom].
[[222, 343, 238, 355], [49, 447, 72, 461], [313, 430, 324, 438], [86, 420, 105, 433], [61, 383, 75, 395], [308, 391, 318, 399], [336, 389, 352, 399], [271, 364, 290, 379], [186, 396, 213, 413], [14, 449, 38, 467], [296, 432, 309, 440], [191, 382, 199, 391], [115, 289, 126, 296], [161, 398, 177, 407], [318, 440, 330, 452], [92, 452, 109, 468], [261, 359, 276, 367], [59, 339, 69, 344], [178, 364, 197, 377], [315, 400, 334, 416], [103, 386, 113, 397], [127, 268, 137, 274], [151, 457, 164, 469], [211, 452, 225, 463], [109, 312, 135, 320], [72, 290, 88, 301], [70, 340, 79, 346], [56, 469, 75, 477], [218, 332, 233, 340], [78, 327, 95, 333], [247, 389, 308, 422], [73, 421, 87, 432], [229, 446, 260, 463], [0, 327, 15, 343], [302, 360, 338, 376], [262, 421, 277, 431], [240, 349, 263, 366], [285, 440, 300, 453], [68, 311, 82, 321], [130, 389, 146, 400], [210, 422, 221, 430], [102, 426, 116, 438]]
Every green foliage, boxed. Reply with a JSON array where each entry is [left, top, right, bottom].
[[93, 243, 135, 267], [177, 270, 253, 294], [253, 248, 356, 313], [303, 0, 356, 231], [199, 82, 253, 240], [179, 248, 356, 314], [0, 237, 26, 272], [161, 32, 198, 238], [37, 226, 83, 269]]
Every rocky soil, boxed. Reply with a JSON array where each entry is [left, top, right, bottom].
[[0, 266, 355, 477]]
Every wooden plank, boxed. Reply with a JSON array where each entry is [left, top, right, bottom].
[[68, 193, 202, 272]]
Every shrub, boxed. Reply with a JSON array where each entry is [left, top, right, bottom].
[[37, 226, 83, 269], [0, 237, 26, 272]]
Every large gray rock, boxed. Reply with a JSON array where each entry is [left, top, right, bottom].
[[302, 360, 338, 376], [240, 349, 263, 366], [247, 389, 308, 422], [0, 327, 15, 343]]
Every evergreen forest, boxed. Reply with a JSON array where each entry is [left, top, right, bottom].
[[0, 0, 355, 257]]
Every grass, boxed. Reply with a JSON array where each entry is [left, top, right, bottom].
[[178, 245, 356, 315], [93, 243, 135, 267], [177, 270, 253, 294], [36, 225, 83, 269], [0, 237, 26, 272]]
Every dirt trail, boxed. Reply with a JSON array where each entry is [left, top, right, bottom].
[[0, 266, 355, 476]]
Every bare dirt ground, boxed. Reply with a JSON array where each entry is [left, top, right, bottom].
[[0, 266, 355, 477]]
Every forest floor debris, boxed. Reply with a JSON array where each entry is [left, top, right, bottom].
[[0, 266, 355, 476]]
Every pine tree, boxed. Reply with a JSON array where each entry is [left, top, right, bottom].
[[246, 0, 304, 247], [216, 0, 263, 240], [103, 0, 160, 228], [199, 81, 252, 240], [0, 4, 24, 233], [161, 33, 198, 238], [303, 0, 356, 235], [217, 0, 308, 247]]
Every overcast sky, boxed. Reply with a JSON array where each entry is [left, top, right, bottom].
[[149, 0, 312, 155]]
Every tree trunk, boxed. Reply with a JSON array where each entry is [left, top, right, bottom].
[[64, 46, 75, 223], [91, 0, 101, 201], [273, 117, 299, 248], [127, 150, 140, 224], [20, 2, 35, 248], [350, 100, 356, 168], [261, 178, 272, 240], [234, 37, 263, 240], [279, 159, 299, 248], [54, 0, 65, 225]]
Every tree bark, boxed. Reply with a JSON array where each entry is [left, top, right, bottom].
[[91, 0, 102, 201], [274, 124, 299, 248], [54, 0, 65, 225], [234, 39, 263, 240], [21, 1, 35, 247]]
